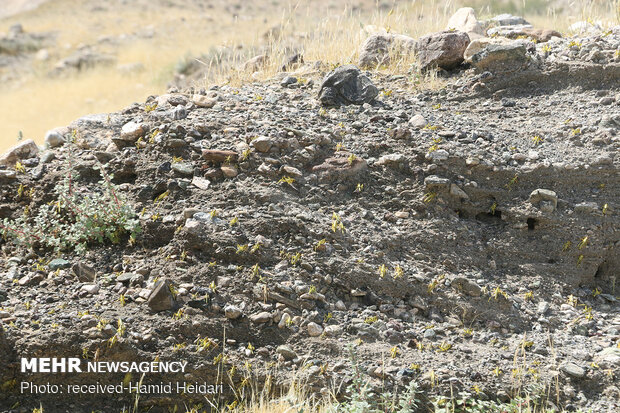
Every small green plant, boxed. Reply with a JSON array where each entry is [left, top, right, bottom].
[[0, 154, 140, 254], [144, 102, 158, 112], [505, 174, 519, 190], [278, 176, 296, 185], [347, 153, 357, 166], [331, 212, 346, 233], [422, 191, 437, 203]]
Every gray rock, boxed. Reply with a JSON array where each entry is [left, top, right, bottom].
[[224, 304, 242, 319], [446, 8, 484, 36], [147, 279, 175, 312], [470, 43, 529, 73], [171, 163, 194, 176], [48, 258, 70, 270], [358, 32, 416, 68], [416, 30, 470, 70], [81, 283, 100, 295], [307, 322, 324, 337], [44, 127, 68, 148], [451, 277, 481, 297], [119, 122, 144, 142], [72, 262, 96, 282], [423, 328, 437, 339], [278, 313, 292, 329], [251, 136, 273, 153], [560, 362, 585, 379], [116, 272, 135, 283], [487, 24, 533, 38], [318, 65, 378, 106], [537, 301, 550, 315], [529, 189, 558, 210], [192, 94, 217, 108], [594, 347, 620, 368], [0, 139, 39, 166], [276, 344, 297, 360], [489, 14, 529, 26], [409, 114, 427, 129], [250, 311, 271, 323], [424, 175, 450, 189], [0, 170, 17, 181]]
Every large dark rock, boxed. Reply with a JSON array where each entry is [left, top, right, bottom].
[[416, 30, 470, 70], [318, 65, 378, 106]]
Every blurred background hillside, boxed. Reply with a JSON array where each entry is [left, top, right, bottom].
[[0, 0, 617, 152]]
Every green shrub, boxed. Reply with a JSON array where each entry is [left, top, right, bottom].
[[1, 156, 140, 254]]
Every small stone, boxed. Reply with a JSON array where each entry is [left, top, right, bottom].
[[171, 163, 194, 176], [72, 262, 96, 282], [44, 128, 67, 148], [224, 304, 242, 319], [409, 114, 427, 129], [191, 177, 210, 190], [537, 301, 550, 315], [147, 279, 175, 312], [251, 136, 273, 153], [529, 189, 558, 210], [81, 283, 100, 295], [278, 313, 292, 329], [424, 175, 450, 190], [0, 139, 39, 166], [221, 165, 238, 177], [423, 329, 437, 339], [449, 184, 469, 199], [202, 150, 238, 164], [116, 272, 135, 283], [276, 344, 297, 360], [307, 322, 324, 337], [49, 258, 70, 270], [451, 277, 481, 297], [192, 94, 217, 108], [446, 7, 484, 36], [250, 311, 271, 323], [560, 362, 585, 379], [120, 122, 144, 141], [324, 325, 342, 336]]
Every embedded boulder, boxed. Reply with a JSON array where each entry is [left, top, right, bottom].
[[416, 30, 470, 70]]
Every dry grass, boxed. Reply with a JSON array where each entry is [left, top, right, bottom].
[[0, 0, 618, 153]]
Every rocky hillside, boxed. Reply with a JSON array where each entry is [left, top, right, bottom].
[[0, 8, 618, 413]]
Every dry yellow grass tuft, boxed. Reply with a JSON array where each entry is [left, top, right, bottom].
[[0, 0, 617, 153]]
